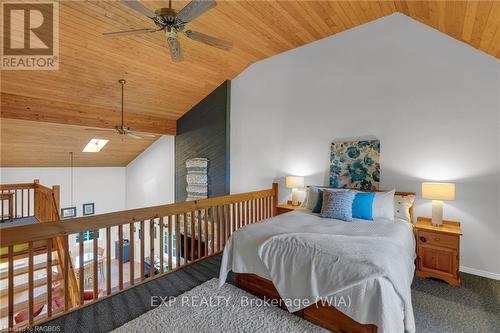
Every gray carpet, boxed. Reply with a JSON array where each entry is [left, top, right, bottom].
[[38, 255, 500, 333], [111, 278, 328, 333]]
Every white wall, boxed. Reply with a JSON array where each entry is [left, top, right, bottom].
[[125, 135, 175, 209], [0, 167, 126, 256], [230, 14, 500, 278], [0, 167, 126, 216], [125, 135, 175, 262]]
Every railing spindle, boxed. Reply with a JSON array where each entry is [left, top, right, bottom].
[[175, 215, 180, 268], [232, 203, 236, 234], [47, 239, 52, 318], [93, 230, 98, 299], [106, 227, 111, 295], [167, 216, 173, 270], [21, 189, 24, 218], [221, 205, 228, 250], [183, 213, 188, 264], [28, 241, 34, 325], [190, 212, 195, 261], [140, 221, 145, 281], [63, 235, 69, 312], [8, 245, 14, 329], [246, 201, 250, 226], [197, 211, 202, 260], [210, 208, 215, 255], [214, 207, 220, 252], [27, 188, 31, 217], [204, 208, 209, 257], [118, 225, 123, 289], [129, 222, 135, 286], [149, 220, 155, 278], [78, 232, 84, 304], [14, 190, 17, 218], [159, 217, 164, 274]]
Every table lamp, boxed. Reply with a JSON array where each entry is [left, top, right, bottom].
[[286, 176, 304, 206], [422, 182, 455, 226]]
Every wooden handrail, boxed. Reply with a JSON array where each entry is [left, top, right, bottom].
[[0, 183, 36, 191], [1, 188, 276, 247]]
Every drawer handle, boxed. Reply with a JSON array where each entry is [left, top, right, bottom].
[[419, 236, 427, 243], [434, 238, 440, 241]]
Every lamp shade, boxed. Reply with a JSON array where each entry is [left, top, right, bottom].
[[286, 176, 304, 189], [422, 182, 455, 201]]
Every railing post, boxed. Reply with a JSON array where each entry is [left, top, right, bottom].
[[34, 179, 39, 218], [52, 185, 60, 220], [272, 183, 278, 216], [52, 185, 61, 212]]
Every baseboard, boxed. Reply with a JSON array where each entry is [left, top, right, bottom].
[[460, 266, 500, 281]]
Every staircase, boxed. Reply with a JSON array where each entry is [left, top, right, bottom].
[[0, 180, 79, 328]]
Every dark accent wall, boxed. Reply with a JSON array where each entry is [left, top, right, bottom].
[[175, 81, 230, 202]]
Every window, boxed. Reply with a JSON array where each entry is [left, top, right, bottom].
[[76, 230, 99, 243]]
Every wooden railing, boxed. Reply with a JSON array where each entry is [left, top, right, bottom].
[[0, 184, 278, 330], [0, 179, 60, 222]]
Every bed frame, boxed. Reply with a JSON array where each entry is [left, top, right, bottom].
[[235, 188, 416, 333]]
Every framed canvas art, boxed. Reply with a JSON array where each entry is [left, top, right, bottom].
[[83, 203, 95, 216], [329, 140, 380, 190], [61, 207, 77, 219]]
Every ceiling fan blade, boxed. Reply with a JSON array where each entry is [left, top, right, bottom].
[[184, 30, 232, 50], [167, 36, 184, 62], [122, 0, 156, 19], [103, 28, 160, 37], [126, 133, 142, 139], [85, 128, 116, 132], [128, 131, 156, 138], [176, 0, 216, 23]]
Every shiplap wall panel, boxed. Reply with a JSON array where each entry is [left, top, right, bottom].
[[175, 81, 230, 202]]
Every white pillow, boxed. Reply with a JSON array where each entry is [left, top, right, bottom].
[[394, 194, 415, 222], [372, 189, 396, 220], [303, 186, 322, 210], [301, 187, 311, 208]]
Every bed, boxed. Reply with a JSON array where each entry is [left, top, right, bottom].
[[219, 189, 416, 333]]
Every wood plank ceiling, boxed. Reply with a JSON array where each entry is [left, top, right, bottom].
[[0, 119, 159, 167], [1, 1, 499, 167]]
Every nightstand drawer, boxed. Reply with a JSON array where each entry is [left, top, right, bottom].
[[417, 230, 458, 249]]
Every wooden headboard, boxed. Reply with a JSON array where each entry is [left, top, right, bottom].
[[308, 186, 416, 223]]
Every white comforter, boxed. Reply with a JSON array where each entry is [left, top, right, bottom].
[[219, 211, 416, 333]]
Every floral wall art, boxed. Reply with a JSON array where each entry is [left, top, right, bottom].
[[329, 140, 380, 190]]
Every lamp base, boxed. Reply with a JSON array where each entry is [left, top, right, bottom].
[[291, 188, 300, 206], [431, 200, 444, 226]]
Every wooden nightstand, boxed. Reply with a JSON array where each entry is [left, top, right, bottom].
[[415, 217, 462, 287], [276, 203, 302, 215]]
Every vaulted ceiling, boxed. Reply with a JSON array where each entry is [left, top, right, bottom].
[[1, 1, 499, 167]]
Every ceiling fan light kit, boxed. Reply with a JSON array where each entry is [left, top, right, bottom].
[[104, 0, 232, 62]]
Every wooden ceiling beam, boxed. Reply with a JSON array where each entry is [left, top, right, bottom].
[[0, 93, 176, 135]]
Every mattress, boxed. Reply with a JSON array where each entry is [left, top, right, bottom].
[[219, 210, 416, 333]]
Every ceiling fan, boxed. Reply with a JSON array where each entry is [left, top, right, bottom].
[[103, 0, 232, 62], [86, 79, 156, 139]]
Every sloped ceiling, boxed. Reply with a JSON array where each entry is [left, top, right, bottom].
[[1, 1, 498, 167]]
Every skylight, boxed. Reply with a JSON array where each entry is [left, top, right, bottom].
[[82, 138, 109, 152]]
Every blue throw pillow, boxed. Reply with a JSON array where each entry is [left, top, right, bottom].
[[319, 190, 356, 221], [352, 192, 376, 220], [312, 189, 323, 213]]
